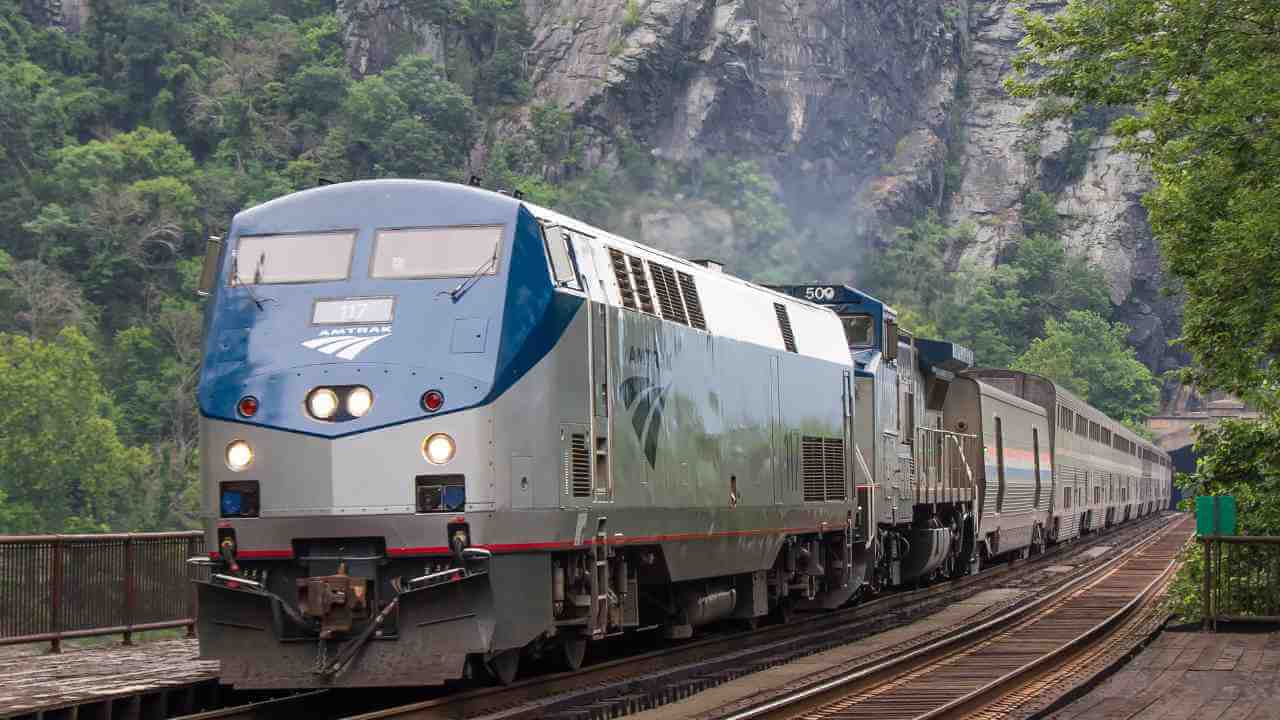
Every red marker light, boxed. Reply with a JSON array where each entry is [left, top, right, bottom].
[[237, 395, 259, 418], [422, 390, 444, 412]]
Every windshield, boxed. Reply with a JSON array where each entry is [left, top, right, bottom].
[[841, 314, 876, 347], [372, 225, 503, 279], [232, 231, 356, 285]]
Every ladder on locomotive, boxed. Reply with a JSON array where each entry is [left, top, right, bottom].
[[590, 517, 612, 639]]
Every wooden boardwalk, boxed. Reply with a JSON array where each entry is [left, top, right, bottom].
[[1049, 625, 1280, 720], [0, 639, 217, 719]]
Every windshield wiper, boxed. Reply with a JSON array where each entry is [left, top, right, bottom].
[[229, 251, 271, 311], [442, 247, 499, 302]]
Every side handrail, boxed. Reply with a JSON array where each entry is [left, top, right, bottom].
[[0, 531, 205, 651]]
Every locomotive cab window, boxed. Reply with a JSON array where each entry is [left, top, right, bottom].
[[372, 225, 503, 279], [232, 231, 356, 285], [840, 314, 876, 347]]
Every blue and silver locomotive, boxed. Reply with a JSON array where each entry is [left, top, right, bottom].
[[195, 179, 869, 687], [193, 179, 1171, 688]]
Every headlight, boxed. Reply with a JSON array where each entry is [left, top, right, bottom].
[[307, 388, 339, 420], [347, 386, 373, 417], [226, 440, 254, 472], [423, 433, 456, 465]]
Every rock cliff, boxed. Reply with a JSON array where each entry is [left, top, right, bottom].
[[496, 0, 1181, 374]]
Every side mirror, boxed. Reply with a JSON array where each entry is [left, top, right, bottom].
[[884, 319, 899, 361], [198, 236, 224, 297]]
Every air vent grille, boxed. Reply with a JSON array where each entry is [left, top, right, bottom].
[[774, 303, 797, 353], [608, 248, 636, 310], [649, 262, 687, 325], [569, 433, 591, 498], [823, 438, 846, 501], [628, 254, 656, 315], [801, 436, 845, 501], [677, 271, 706, 329]]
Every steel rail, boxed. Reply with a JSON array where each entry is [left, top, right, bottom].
[[916, 527, 1185, 719], [717, 515, 1190, 720]]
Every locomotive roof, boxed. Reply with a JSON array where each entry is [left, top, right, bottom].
[[229, 179, 851, 366]]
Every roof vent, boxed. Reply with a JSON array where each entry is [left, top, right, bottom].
[[692, 259, 723, 273]]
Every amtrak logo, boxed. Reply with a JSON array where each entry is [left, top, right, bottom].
[[620, 376, 670, 468], [301, 326, 391, 360]]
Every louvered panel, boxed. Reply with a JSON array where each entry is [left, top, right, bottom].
[[569, 434, 591, 498], [608, 248, 637, 310], [677, 271, 706, 330], [801, 436, 826, 501], [823, 438, 846, 501], [628, 254, 656, 315], [649, 262, 688, 325], [774, 302, 797, 353]]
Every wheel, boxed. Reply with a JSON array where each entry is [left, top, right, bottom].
[[559, 635, 587, 672], [487, 649, 520, 686]]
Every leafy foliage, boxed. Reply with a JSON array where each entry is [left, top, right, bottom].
[[0, 329, 150, 533], [1013, 310, 1159, 424], [861, 214, 1123, 391], [1165, 415, 1280, 620], [0, 0, 523, 531], [1008, 0, 1280, 405]]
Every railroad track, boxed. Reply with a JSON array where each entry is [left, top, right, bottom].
[[171, 513, 1178, 720], [713, 513, 1192, 720]]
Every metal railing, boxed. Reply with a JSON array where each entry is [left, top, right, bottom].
[[912, 427, 977, 498], [1200, 535, 1280, 630], [0, 531, 206, 651]]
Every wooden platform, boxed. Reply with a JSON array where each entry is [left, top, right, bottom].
[[1049, 624, 1280, 720], [0, 639, 218, 719]]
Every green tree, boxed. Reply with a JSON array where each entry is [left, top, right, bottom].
[[1008, 0, 1280, 403], [862, 212, 969, 316], [1003, 231, 1111, 342], [332, 55, 477, 179], [1013, 310, 1159, 424], [0, 328, 150, 533]]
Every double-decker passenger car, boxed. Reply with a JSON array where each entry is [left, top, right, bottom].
[[963, 369, 1172, 546]]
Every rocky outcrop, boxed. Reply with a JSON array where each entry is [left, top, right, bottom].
[[520, 0, 968, 268], [506, 0, 1181, 376], [942, 0, 1180, 375], [20, 0, 88, 32], [338, 0, 446, 77]]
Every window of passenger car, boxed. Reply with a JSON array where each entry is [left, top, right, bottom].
[[232, 231, 356, 285], [371, 225, 503, 279], [995, 416, 1006, 513]]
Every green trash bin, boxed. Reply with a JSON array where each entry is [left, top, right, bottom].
[[1196, 495, 1236, 535]]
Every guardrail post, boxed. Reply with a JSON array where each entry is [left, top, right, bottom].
[[50, 535, 63, 653], [123, 534, 135, 646], [1201, 537, 1211, 631], [186, 534, 199, 638]]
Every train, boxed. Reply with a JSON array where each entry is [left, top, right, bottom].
[[191, 179, 1171, 689]]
